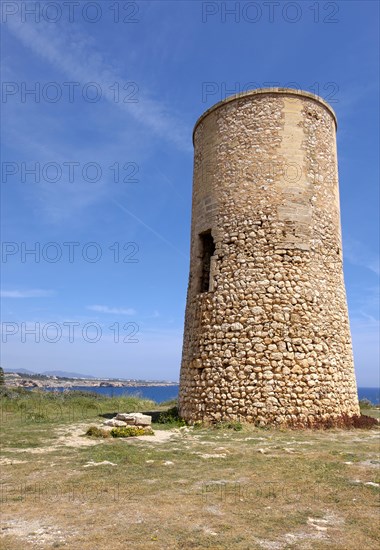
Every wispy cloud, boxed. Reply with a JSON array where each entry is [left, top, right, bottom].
[[111, 198, 187, 258], [6, 19, 191, 152], [1, 289, 54, 298], [344, 238, 380, 276], [4, 18, 191, 224], [87, 305, 136, 315]]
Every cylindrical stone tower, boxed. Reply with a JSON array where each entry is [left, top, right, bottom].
[[179, 88, 360, 427]]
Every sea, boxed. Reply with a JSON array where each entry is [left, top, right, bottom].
[[45, 385, 380, 405], [47, 385, 180, 404]]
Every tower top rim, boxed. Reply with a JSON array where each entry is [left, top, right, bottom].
[[193, 88, 337, 144]]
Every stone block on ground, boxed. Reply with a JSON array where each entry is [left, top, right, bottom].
[[115, 412, 152, 426]]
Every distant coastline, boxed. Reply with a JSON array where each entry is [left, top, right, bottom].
[[4, 371, 178, 389]]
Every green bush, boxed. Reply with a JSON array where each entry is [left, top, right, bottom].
[[0, 386, 29, 399], [110, 426, 154, 437], [157, 406, 186, 426]]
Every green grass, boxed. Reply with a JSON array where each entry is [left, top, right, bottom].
[[359, 398, 380, 421], [1, 389, 157, 427], [1, 390, 379, 549]]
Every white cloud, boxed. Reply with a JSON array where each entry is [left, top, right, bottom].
[[0, 289, 54, 298], [87, 305, 136, 315], [4, 19, 191, 224], [111, 199, 187, 259], [6, 19, 191, 152], [344, 238, 380, 276]]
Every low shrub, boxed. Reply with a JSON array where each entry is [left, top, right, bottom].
[[86, 426, 111, 438], [351, 414, 379, 429], [0, 387, 29, 399], [110, 426, 154, 437], [157, 406, 186, 426]]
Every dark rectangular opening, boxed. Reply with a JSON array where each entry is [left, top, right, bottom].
[[199, 230, 215, 293]]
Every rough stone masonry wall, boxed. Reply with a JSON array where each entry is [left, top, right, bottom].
[[179, 89, 360, 427]]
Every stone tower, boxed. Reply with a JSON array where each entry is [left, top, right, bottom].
[[179, 88, 360, 427]]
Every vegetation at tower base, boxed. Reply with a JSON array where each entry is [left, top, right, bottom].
[[174, 403, 379, 430], [179, 88, 360, 427]]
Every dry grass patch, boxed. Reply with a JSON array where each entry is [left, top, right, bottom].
[[1, 393, 379, 549]]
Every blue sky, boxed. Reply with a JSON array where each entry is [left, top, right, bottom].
[[1, 0, 379, 385]]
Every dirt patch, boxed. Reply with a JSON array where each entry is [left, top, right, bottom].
[[254, 511, 344, 549], [2, 424, 179, 457], [0, 458, 28, 465], [1, 518, 74, 548], [83, 460, 117, 467], [356, 459, 380, 468], [133, 430, 177, 443]]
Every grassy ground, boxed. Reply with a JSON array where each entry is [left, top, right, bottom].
[[1, 390, 379, 549]]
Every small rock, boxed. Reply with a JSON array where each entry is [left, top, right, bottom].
[[230, 322, 244, 331], [200, 453, 227, 459], [83, 461, 117, 467]]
